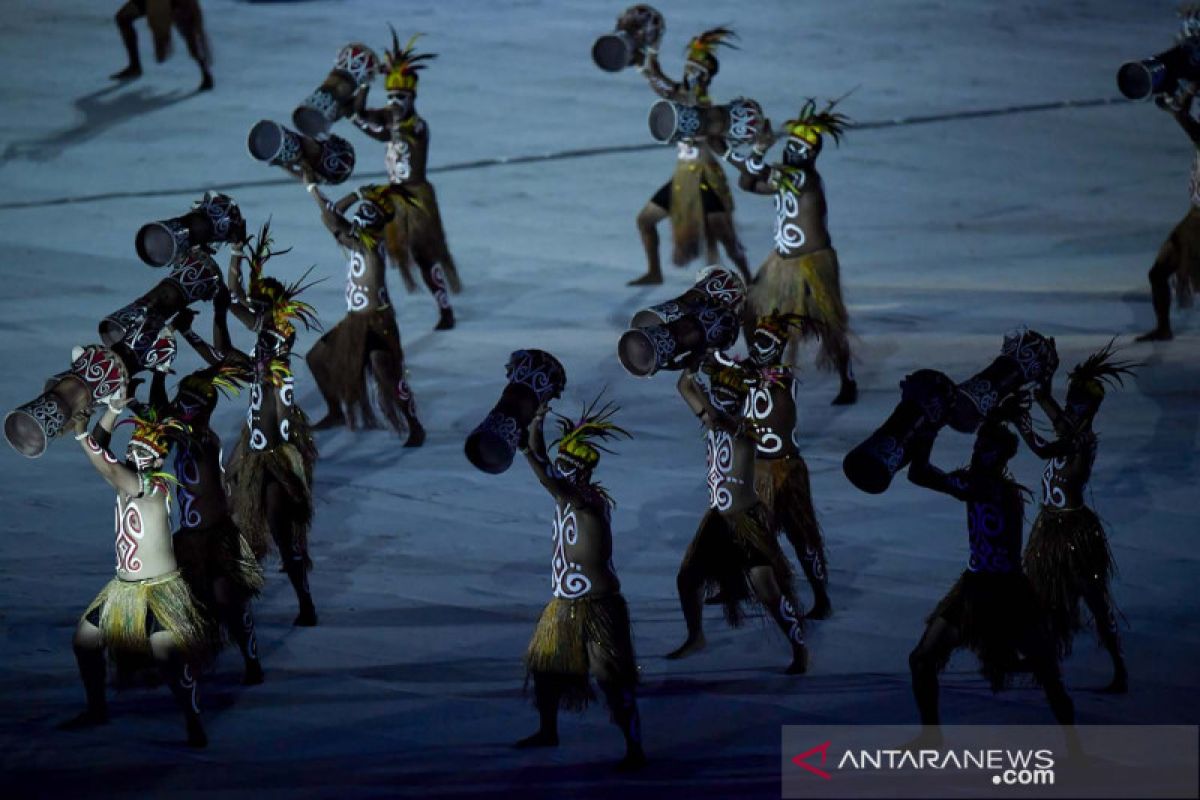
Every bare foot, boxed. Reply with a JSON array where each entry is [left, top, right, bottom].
[[1135, 328, 1173, 342], [198, 69, 214, 92], [831, 380, 858, 406], [627, 272, 663, 286], [294, 604, 318, 627], [404, 422, 426, 448], [110, 65, 142, 82], [312, 413, 346, 431], [804, 598, 832, 620], [514, 730, 558, 748], [666, 634, 706, 660], [435, 310, 455, 331], [58, 709, 108, 730], [786, 644, 809, 675], [242, 660, 265, 686], [616, 746, 647, 771]]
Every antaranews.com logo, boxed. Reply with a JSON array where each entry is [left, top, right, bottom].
[[781, 725, 1197, 799]]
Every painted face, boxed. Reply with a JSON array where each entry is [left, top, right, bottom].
[[1064, 381, 1102, 426], [751, 328, 786, 367], [783, 136, 816, 167], [352, 200, 386, 230], [387, 89, 414, 116], [126, 438, 164, 472], [554, 452, 592, 485], [683, 62, 709, 91], [171, 388, 214, 425]]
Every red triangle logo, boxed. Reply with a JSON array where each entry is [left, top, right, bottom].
[[791, 741, 833, 780]]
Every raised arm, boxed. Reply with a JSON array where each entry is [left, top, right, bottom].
[[304, 176, 358, 247], [349, 86, 392, 142], [225, 248, 261, 332], [906, 433, 972, 502], [676, 366, 738, 433], [522, 405, 562, 495], [1014, 409, 1072, 460], [1160, 84, 1200, 144], [711, 127, 777, 194], [74, 406, 143, 497], [639, 52, 686, 101]]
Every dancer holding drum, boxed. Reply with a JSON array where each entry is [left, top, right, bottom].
[[627, 23, 751, 286], [670, 354, 808, 674], [714, 99, 858, 405], [516, 397, 645, 771], [224, 227, 321, 626], [302, 170, 425, 445], [352, 31, 461, 331]]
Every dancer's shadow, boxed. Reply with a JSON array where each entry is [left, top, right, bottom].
[[2, 83, 193, 164]]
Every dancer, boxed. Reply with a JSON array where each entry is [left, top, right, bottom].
[[302, 172, 425, 445], [670, 355, 808, 673], [141, 308, 266, 684], [906, 420, 1074, 738], [224, 227, 321, 626], [110, 0, 213, 91], [352, 31, 461, 331], [629, 27, 751, 286], [1015, 343, 1136, 692], [516, 398, 645, 770], [745, 312, 831, 618], [714, 100, 857, 404], [65, 401, 210, 747], [1137, 76, 1200, 341]]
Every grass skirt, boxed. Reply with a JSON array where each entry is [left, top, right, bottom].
[[928, 570, 1044, 692], [748, 248, 850, 372], [524, 593, 638, 711], [668, 160, 734, 267], [680, 504, 797, 628], [1157, 206, 1200, 307], [174, 515, 265, 611], [754, 457, 825, 556], [316, 308, 410, 432], [384, 181, 461, 293], [1024, 505, 1118, 657], [83, 571, 211, 665], [225, 440, 312, 568]]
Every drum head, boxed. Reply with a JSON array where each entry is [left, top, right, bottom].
[[4, 409, 51, 458], [247, 120, 284, 163], [617, 329, 658, 377], [592, 34, 632, 72], [135, 222, 179, 267], [648, 99, 679, 143]]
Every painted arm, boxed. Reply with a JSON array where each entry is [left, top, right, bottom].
[[224, 248, 261, 331], [906, 434, 973, 501], [639, 52, 685, 101], [350, 87, 391, 142], [712, 127, 776, 194], [74, 407, 143, 497], [677, 368, 738, 433], [305, 179, 358, 248], [1014, 410, 1072, 459], [523, 407, 562, 495]]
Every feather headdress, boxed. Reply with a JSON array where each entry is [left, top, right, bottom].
[[246, 222, 321, 338], [384, 29, 436, 92]]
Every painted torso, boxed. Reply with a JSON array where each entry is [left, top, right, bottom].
[[947, 469, 1024, 575], [746, 371, 800, 459], [385, 113, 429, 185], [247, 330, 295, 452], [705, 427, 759, 513], [114, 481, 174, 581], [345, 244, 391, 312], [173, 428, 228, 531], [550, 497, 620, 599], [1040, 431, 1096, 511]]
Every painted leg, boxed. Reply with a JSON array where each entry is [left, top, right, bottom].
[[368, 349, 424, 447], [629, 203, 667, 286], [150, 631, 206, 748], [173, 1, 212, 90], [749, 565, 808, 674], [515, 673, 561, 748], [418, 256, 455, 330], [213, 577, 262, 685], [59, 620, 108, 728]]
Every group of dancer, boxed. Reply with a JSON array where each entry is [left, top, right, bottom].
[[29, 1, 1197, 771]]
